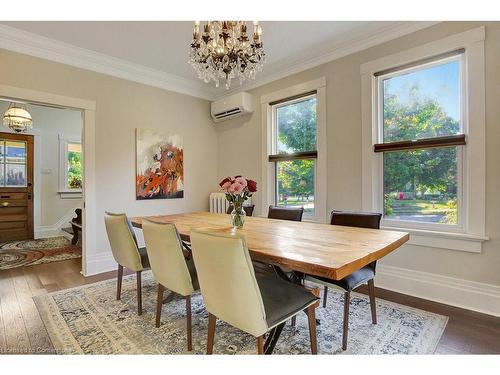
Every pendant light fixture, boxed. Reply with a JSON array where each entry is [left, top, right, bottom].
[[3, 102, 33, 133]]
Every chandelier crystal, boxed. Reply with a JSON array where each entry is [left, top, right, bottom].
[[189, 21, 265, 89], [3, 102, 33, 133]]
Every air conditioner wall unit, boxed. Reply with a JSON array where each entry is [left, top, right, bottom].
[[211, 92, 253, 122]]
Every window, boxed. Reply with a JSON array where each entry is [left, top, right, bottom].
[[361, 27, 487, 252], [270, 93, 317, 217], [375, 52, 465, 228], [59, 135, 82, 197], [261, 78, 327, 222], [0, 139, 27, 187]]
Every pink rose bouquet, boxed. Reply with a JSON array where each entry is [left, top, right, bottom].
[[218, 175, 257, 229]]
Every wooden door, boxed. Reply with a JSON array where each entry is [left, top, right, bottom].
[[0, 132, 34, 242]]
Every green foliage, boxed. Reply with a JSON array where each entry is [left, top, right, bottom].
[[276, 97, 317, 153], [383, 88, 459, 201], [277, 159, 314, 199], [68, 151, 82, 189]]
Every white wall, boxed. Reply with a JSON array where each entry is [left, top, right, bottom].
[[0, 101, 82, 236]]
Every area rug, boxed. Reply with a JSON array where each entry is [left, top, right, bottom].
[[33, 271, 448, 354], [0, 236, 81, 270]]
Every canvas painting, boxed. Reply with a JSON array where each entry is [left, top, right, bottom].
[[136, 129, 184, 200]]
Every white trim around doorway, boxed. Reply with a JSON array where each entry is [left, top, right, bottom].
[[0, 84, 96, 276]]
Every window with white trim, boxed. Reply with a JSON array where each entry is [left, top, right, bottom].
[[59, 135, 82, 197], [375, 51, 466, 230], [261, 78, 327, 222], [361, 27, 487, 252]]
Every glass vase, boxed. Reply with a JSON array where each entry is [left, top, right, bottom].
[[230, 203, 246, 230]]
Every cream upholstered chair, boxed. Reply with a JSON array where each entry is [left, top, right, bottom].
[[104, 212, 150, 315], [190, 228, 319, 354], [142, 219, 199, 351]]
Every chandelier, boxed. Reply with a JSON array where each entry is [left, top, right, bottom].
[[3, 102, 33, 133], [189, 21, 265, 89]]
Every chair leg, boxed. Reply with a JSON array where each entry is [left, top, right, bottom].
[[186, 295, 193, 351], [323, 286, 328, 308], [116, 265, 123, 300], [368, 279, 377, 325], [136, 271, 142, 315], [342, 291, 350, 351], [306, 305, 318, 354], [291, 316, 296, 327], [207, 313, 216, 354], [257, 335, 265, 354], [155, 284, 165, 328]]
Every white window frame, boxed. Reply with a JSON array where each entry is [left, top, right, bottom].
[[261, 77, 327, 222], [58, 134, 82, 199], [361, 27, 487, 253]]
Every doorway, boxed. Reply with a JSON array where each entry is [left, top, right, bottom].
[[0, 132, 34, 241]]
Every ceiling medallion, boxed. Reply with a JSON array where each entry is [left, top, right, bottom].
[[3, 102, 33, 133], [189, 21, 265, 89]]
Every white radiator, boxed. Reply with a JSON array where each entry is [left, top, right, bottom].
[[209, 192, 230, 213], [209, 192, 252, 213]]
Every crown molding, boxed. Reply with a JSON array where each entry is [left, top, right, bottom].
[[216, 21, 440, 99], [0, 24, 216, 101], [0, 22, 440, 102]]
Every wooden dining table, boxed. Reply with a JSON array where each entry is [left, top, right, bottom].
[[130, 211, 409, 353]]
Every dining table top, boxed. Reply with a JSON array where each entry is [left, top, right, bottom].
[[130, 211, 409, 280]]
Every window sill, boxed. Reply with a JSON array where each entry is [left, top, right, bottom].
[[381, 225, 488, 253], [58, 190, 82, 199]]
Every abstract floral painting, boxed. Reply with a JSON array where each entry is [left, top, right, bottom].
[[136, 129, 184, 200]]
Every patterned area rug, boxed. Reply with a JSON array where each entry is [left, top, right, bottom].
[[0, 236, 81, 270], [34, 271, 448, 354]]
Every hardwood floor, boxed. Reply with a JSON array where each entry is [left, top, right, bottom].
[[0, 257, 498, 354]]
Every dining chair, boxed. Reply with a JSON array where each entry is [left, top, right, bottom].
[[104, 211, 150, 315], [190, 228, 319, 354], [226, 204, 256, 217], [305, 210, 382, 350], [267, 205, 304, 221], [267, 204, 305, 326], [142, 219, 199, 351]]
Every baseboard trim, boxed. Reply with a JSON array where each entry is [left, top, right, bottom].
[[35, 210, 77, 239], [84, 252, 116, 277], [376, 264, 500, 317]]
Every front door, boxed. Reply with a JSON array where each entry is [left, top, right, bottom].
[[0, 132, 34, 241]]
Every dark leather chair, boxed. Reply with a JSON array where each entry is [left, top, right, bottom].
[[305, 210, 382, 351], [226, 204, 256, 217], [267, 205, 304, 221]]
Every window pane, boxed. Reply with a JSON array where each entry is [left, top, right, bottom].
[[0, 165, 4, 186], [5, 164, 26, 187], [276, 159, 314, 215], [67, 143, 82, 189], [276, 96, 317, 153], [383, 147, 458, 224], [383, 59, 460, 142], [0, 141, 4, 162], [5, 141, 26, 163]]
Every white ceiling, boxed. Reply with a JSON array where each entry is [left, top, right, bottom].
[[0, 21, 437, 99]]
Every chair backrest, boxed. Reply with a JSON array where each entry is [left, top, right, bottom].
[[330, 210, 382, 229], [190, 228, 268, 337], [142, 219, 195, 296], [267, 205, 304, 221], [104, 212, 143, 272], [226, 204, 255, 217], [330, 210, 382, 272]]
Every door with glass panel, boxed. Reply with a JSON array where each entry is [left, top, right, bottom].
[[0, 132, 34, 241]]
